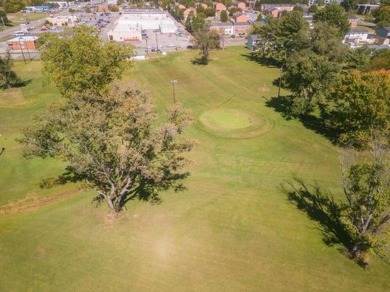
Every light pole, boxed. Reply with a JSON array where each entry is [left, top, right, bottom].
[[170, 79, 177, 104], [18, 37, 26, 64], [278, 66, 283, 98]]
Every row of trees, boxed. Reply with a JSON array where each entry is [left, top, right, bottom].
[[19, 26, 193, 213], [253, 4, 389, 264]]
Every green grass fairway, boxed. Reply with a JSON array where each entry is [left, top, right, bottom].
[[0, 48, 389, 291]]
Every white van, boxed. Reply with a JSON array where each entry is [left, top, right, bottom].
[[14, 31, 25, 36]]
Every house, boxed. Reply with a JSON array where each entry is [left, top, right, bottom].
[[210, 22, 234, 35], [246, 0, 255, 9], [234, 2, 246, 10], [176, 3, 186, 10], [215, 3, 227, 11], [261, 4, 294, 18], [376, 27, 390, 45], [97, 5, 109, 12], [7, 36, 38, 51], [233, 22, 251, 36], [343, 27, 370, 44], [183, 8, 196, 19], [347, 15, 359, 28], [233, 12, 249, 23], [376, 27, 390, 38], [247, 34, 261, 51]]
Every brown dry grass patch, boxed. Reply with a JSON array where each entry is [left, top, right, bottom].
[[0, 88, 29, 108]]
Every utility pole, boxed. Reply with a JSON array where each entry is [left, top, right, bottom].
[[170, 79, 177, 104], [19, 37, 26, 64], [155, 32, 159, 52]]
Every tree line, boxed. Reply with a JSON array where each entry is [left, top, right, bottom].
[[252, 3, 389, 265]]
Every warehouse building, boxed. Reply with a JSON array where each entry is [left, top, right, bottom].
[[107, 9, 177, 42]]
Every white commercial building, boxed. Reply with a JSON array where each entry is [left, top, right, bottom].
[[107, 9, 177, 42]]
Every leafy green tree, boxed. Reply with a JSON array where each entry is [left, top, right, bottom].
[[340, 146, 390, 263], [256, 10, 308, 66], [284, 49, 341, 115], [308, 4, 318, 14], [345, 47, 372, 70], [191, 25, 220, 64], [204, 7, 216, 17], [373, 6, 390, 27], [368, 49, 390, 70], [3, 0, 27, 13], [185, 12, 205, 33], [0, 52, 22, 89], [314, 3, 349, 37], [229, 7, 241, 15], [341, 0, 357, 12], [39, 26, 132, 98], [282, 22, 347, 115], [326, 70, 390, 148], [310, 21, 348, 61], [220, 9, 228, 22], [19, 83, 193, 213], [0, 8, 10, 25]]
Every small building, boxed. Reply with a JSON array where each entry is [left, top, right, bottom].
[[47, 15, 79, 27], [233, 12, 249, 23], [343, 27, 370, 44], [210, 22, 234, 35], [233, 22, 251, 36], [247, 34, 261, 51], [261, 4, 294, 18], [7, 36, 38, 51], [376, 27, 390, 45], [97, 5, 109, 12], [176, 3, 186, 10], [348, 15, 359, 28], [215, 3, 227, 11], [183, 7, 196, 19], [376, 27, 390, 38], [234, 2, 246, 10]]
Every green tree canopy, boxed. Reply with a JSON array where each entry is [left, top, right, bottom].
[[191, 25, 220, 64], [326, 70, 390, 148], [39, 26, 133, 98], [19, 83, 193, 213], [368, 49, 390, 70], [0, 52, 22, 89], [313, 3, 349, 37], [255, 10, 308, 66], [220, 9, 228, 22]]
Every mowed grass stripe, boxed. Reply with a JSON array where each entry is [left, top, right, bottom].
[[0, 47, 389, 291]]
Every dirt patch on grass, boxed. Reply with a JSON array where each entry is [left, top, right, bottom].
[[0, 88, 29, 108], [0, 189, 84, 215]]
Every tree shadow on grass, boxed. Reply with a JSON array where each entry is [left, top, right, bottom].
[[191, 57, 208, 65], [265, 96, 339, 144], [39, 166, 85, 189], [281, 177, 355, 254], [241, 52, 278, 67]]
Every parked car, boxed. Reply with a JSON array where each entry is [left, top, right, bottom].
[[13, 31, 25, 36]]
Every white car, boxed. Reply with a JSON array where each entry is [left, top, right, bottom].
[[13, 31, 25, 36]]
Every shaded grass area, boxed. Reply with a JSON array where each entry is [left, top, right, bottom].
[[0, 48, 389, 291], [0, 61, 79, 206]]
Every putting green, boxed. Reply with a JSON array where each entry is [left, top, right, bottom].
[[199, 108, 273, 138], [200, 109, 253, 130]]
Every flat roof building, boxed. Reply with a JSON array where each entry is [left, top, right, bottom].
[[108, 9, 178, 42]]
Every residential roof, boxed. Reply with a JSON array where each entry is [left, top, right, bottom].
[[347, 27, 370, 34], [7, 36, 38, 42]]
